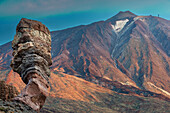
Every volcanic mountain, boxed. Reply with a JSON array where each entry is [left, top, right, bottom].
[[0, 11, 170, 112], [50, 11, 170, 97]]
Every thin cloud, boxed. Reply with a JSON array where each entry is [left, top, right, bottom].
[[0, 0, 91, 17], [0, 0, 169, 18]]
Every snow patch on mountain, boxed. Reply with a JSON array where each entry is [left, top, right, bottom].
[[119, 81, 135, 86], [147, 82, 170, 96], [111, 19, 129, 33]]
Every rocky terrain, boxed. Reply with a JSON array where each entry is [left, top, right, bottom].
[[0, 11, 169, 112], [0, 76, 170, 113], [0, 80, 18, 101], [0, 80, 36, 113], [0, 99, 36, 113]]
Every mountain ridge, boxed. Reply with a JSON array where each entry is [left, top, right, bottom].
[[45, 11, 169, 97], [0, 11, 170, 99]]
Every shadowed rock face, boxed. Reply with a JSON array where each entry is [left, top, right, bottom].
[[0, 80, 19, 101], [0, 81, 36, 113], [10, 18, 52, 111], [0, 99, 36, 113]]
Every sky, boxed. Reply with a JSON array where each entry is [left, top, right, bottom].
[[0, 0, 170, 45]]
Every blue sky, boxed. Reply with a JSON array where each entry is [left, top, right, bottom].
[[0, 0, 170, 45]]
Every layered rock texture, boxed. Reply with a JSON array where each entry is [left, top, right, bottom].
[[10, 18, 52, 111]]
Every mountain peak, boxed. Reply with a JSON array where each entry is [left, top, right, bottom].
[[118, 11, 136, 15], [107, 11, 137, 22]]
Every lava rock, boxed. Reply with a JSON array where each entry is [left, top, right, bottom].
[[10, 18, 52, 111]]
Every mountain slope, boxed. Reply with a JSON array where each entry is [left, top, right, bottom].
[[41, 91, 170, 113], [0, 11, 169, 98], [50, 11, 170, 96], [1, 71, 170, 113]]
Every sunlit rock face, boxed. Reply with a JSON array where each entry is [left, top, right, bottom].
[[10, 18, 52, 111]]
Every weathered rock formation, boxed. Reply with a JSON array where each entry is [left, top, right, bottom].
[[10, 18, 52, 111]]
